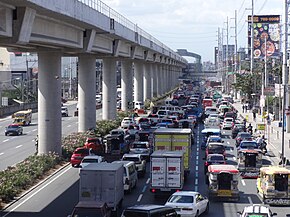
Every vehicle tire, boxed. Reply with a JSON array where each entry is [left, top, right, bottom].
[[5, 133, 7, 136], [195, 210, 199, 217], [205, 203, 209, 214]]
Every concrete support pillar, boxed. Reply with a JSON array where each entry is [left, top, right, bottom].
[[121, 60, 133, 111], [78, 55, 96, 132], [103, 58, 117, 120], [38, 52, 62, 155], [134, 62, 144, 102], [164, 65, 169, 93], [152, 64, 158, 97], [143, 63, 151, 101]]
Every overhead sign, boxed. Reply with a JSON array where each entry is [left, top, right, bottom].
[[248, 15, 281, 59], [264, 87, 275, 96]]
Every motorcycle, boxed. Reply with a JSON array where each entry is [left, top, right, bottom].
[[257, 138, 267, 155]]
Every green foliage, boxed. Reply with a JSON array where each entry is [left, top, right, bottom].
[[0, 153, 62, 202]]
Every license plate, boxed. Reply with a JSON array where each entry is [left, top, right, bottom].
[[160, 188, 171, 191], [218, 190, 232, 196]]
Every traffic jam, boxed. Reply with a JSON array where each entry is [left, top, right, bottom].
[[69, 81, 290, 217]]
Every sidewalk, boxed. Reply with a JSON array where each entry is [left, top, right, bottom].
[[233, 100, 290, 165]]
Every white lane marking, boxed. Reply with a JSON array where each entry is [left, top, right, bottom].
[[0, 152, 4, 156], [195, 179, 198, 185], [233, 157, 236, 160], [2, 166, 71, 217], [26, 131, 31, 133], [32, 129, 37, 132], [227, 141, 230, 144], [196, 160, 199, 165], [146, 178, 150, 184], [3, 139, 9, 142], [196, 155, 199, 160], [197, 147, 199, 152], [137, 194, 143, 202], [15, 145, 23, 149], [195, 166, 198, 170], [195, 172, 198, 177], [241, 180, 246, 186], [67, 125, 71, 128], [248, 196, 253, 204], [194, 186, 198, 192]]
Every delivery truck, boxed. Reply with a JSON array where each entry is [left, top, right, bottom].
[[71, 163, 124, 216], [153, 128, 192, 176], [150, 150, 184, 196]]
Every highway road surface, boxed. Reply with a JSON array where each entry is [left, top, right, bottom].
[[1, 121, 290, 217]]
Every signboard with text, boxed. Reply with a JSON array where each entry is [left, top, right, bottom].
[[248, 15, 281, 59]]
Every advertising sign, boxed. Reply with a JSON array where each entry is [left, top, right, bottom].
[[248, 15, 281, 59]]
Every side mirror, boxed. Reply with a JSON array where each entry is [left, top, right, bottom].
[[222, 141, 224, 143], [237, 211, 242, 215]]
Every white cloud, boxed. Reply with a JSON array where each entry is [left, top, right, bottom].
[[102, 0, 284, 62]]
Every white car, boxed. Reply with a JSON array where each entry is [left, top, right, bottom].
[[79, 155, 104, 168], [165, 191, 209, 217], [121, 117, 134, 129], [221, 117, 234, 130], [237, 204, 277, 217]]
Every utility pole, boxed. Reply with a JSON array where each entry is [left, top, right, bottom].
[[282, 0, 289, 166]]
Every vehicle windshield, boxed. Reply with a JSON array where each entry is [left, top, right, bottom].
[[245, 214, 268, 217], [167, 195, 194, 203], [75, 149, 89, 155], [208, 155, 224, 161], [209, 137, 222, 142], [208, 145, 225, 152], [132, 143, 147, 149], [239, 133, 252, 138], [123, 157, 140, 163], [240, 142, 258, 149], [82, 158, 100, 163]]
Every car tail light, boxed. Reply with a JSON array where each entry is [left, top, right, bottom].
[[151, 189, 156, 193], [205, 162, 209, 166]]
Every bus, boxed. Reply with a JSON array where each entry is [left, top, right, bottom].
[[12, 109, 32, 126]]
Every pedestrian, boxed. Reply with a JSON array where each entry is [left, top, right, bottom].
[[253, 110, 256, 121], [242, 104, 245, 113]]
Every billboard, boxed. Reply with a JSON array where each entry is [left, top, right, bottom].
[[248, 15, 280, 59]]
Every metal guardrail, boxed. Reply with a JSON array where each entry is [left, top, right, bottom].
[[77, 0, 177, 56]]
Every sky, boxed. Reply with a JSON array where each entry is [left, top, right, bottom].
[[101, 0, 283, 63]]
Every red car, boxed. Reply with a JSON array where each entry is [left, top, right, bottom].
[[70, 147, 90, 167]]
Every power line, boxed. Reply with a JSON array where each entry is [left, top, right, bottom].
[[257, 0, 268, 14]]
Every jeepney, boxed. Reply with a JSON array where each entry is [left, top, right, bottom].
[[207, 164, 240, 201], [257, 166, 290, 206], [237, 149, 263, 178]]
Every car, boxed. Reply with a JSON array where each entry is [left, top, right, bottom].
[[237, 204, 277, 217], [129, 141, 151, 160], [122, 205, 178, 217], [238, 141, 259, 150], [68, 201, 111, 217], [79, 155, 104, 168], [5, 124, 23, 136], [121, 117, 135, 129], [165, 191, 209, 217], [70, 147, 90, 167], [205, 135, 223, 148], [232, 123, 246, 139], [122, 153, 146, 176], [204, 154, 226, 174], [61, 106, 69, 117], [206, 143, 226, 158], [221, 117, 234, 130], [236, 132, 253, 147]]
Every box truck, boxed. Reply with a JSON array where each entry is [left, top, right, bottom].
[[70, 163, 124, 216], [150, 150, 184, 196], [153, 128, 192, 176]]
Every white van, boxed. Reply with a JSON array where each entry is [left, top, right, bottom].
[[112, 160, 138, 193], [133, 101, 144, 110]]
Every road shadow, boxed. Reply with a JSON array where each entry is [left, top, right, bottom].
[[262, 158, 272, 165]]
